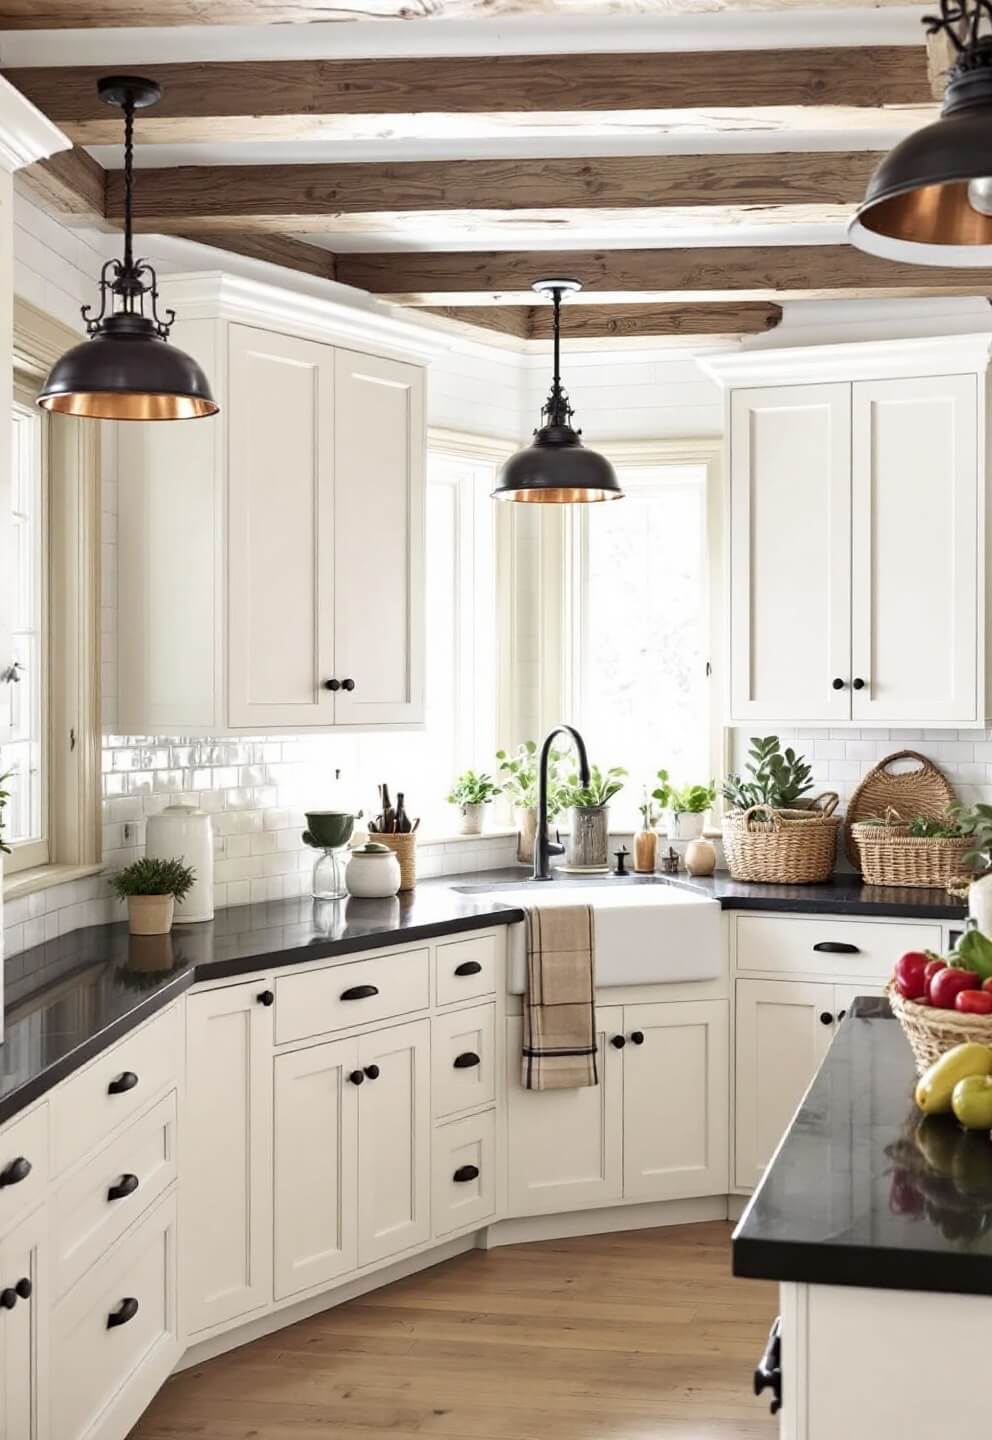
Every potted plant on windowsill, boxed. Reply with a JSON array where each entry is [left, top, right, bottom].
[[110, 856, 196, 936], [447, 771, 502, 836], [669, 781, 717, 842], [561, 764, 627, 869], [497, 741, 566, 863]]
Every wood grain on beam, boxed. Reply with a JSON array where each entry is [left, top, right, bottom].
[[6, 48, 930, 144], [17, 145, 105, 223], [529, 300, 782, 339], [335, 245, 992, 302], [170, 230, 337, 281], [423, 307, 532, 340], [109, 153, 877, 230]]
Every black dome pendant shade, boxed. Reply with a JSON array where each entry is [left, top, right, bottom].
[[38, 76, 218, 421], [849, 0, 992, 262], [492, 280, 622, 503]]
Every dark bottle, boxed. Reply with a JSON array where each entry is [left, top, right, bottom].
[[395, 793, 411, 834]]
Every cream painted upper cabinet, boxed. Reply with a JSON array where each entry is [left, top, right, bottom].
[[117, 274, 429, 735], [713, 339, 988, 728]]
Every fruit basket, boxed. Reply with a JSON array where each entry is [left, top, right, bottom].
[[888, 981, 992, 1074], [721, 794, 839, 885], [852, 822, 974, 890]]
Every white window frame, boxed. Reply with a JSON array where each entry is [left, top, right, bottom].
[[2, 299, 102, 896]]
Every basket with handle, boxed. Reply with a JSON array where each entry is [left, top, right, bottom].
[[888, 981, 992, 1075], [722, 793, 840, 885], [851, 816, 975, 890], [845, 750, 956, 869]]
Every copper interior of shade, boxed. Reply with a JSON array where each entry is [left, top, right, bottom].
[[495, 487, 622, 503], [859, 180, 992, 246], [37, 391, 220, 420]]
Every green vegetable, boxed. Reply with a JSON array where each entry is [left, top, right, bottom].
[[952, 926, 992, 983]]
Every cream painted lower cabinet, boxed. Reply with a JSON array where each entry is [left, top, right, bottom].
[[0, 1203, 48, 1440]]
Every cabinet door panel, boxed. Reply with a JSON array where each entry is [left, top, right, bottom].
[[622, 1001, 729, 1201], [333, 351, 424, 726], [274, 1037, 358, 1299], [227, 325, 335, 728], [506, 1008, 623, 1217], [735, 979, 832, 1191], [851, 375, 979, 723], [0, 1205, 48, 1440], [730, 384, 851, 722], [184, 982, 272, 1334], [356, 1019, 430, 1266]]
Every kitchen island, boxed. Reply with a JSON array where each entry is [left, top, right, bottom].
[[733, 998, 992, 1437]]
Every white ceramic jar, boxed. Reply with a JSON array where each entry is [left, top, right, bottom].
[[345, 842, 402, 899], [145, 802, 214, 922]]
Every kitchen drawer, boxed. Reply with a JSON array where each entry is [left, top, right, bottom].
[[275, 946, 429, 1045], [53, 1189, 179, 1440], [51, 1003, 182, 1176], [435, 932, 498, 1008], [432, 1003, 495, 1119], [53, 1090, 178, 1299], [0, 1102, 48, 1240], [735, 915, 942, 980], [432, 1109, 496, 1238]]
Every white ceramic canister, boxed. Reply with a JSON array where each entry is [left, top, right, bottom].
[[145, 802, 215, 922], [968, 871, 992, 937], [345, 842, 402, 899]]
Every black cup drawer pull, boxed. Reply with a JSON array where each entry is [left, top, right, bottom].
[[0, 1157, 31, 1188], [107, 1174, 140, 1203], [453, 1052, 481, 1069], [14, 1278, 31, 1301], [0, 1289, 17, 1311], [107, 1297, 139, 1330], [453, 1164, 480, 1183], [454, 960, 482, 977], [107, 1071, 139, 1096], [812, 941, 860, 955], [340, 984, 379, 1001]]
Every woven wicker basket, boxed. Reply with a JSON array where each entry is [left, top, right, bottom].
[[851, 823, 975, 890], [844, 750, 955, 869], [888, 981, 992, 1075], [371, 833, 416, 891], [722, 794, 840, 885]]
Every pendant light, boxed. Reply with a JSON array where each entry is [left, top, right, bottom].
[[492, 279, 622, 503], [849, 0, 992, 262], [38, 76, 218, 420]]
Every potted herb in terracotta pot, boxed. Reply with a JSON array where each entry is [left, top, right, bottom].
[[110, 856, 196, 936], [447, 771, 502, 835], [561, 764, 627, 869], [496, 740, 566, 863]]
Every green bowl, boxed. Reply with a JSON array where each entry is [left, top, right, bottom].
[[302, 811, 361, 850]]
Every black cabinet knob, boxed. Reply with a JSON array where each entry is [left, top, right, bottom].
[[453, 1164, 480, 1183], [15, 1278, 31, 1301], [363, 1064, 380, 1080], [453, 1051, 481, 1069], [819, 1011, 834, 1026], [107, 1071, 138, 1096], [611, 1034, 626, 1049], [107, 1297, 139, 1329], [0, 1289, 16, 1311], [852, 677, 866, 691], [629, 1031, 645, 1045], [257, 989, 274, 1006], [341, 678, 356, 692], [831, 677, 846, 690], [0, 1156, 31, 1188], [454, 960, 482, 977], [324, 678, 341, 691], [340, 984, 379, 1001], [348, 1070, 365, 1085], [107, 1173, 140, 1203]]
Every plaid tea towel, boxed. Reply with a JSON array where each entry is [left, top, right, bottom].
[[521, 903, 598, 1090]]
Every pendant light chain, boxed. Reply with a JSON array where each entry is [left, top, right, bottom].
[[542, 284, 574, 431], [121, 92, 135, 279]]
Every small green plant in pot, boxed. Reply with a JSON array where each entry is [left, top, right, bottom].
[[561, 764, 627, 868], [722, 736, 814, 813], [497, 741, 567, 863], [110, 856, 196, 936], [447, 771, 501, 836], [669, 781, 717, 841]]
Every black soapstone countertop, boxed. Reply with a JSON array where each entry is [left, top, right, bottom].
[[733, 998, 992, 1297]]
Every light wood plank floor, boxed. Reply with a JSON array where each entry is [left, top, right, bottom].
[[132, 1221, 777, 1440]]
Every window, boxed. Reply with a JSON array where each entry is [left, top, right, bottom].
[[564, 443, 721, 827]]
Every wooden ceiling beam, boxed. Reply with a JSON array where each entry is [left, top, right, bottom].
[[108, 152, 878, 230], [168, 230, 337, 282], [16, 145, 106, 224], [5, 47, 930, 144], [424, 300, 782, 341], [335, 244, 992, 302]]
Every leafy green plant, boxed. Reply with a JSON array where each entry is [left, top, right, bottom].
[[858, 807, 976, 840], [561, 764, 627, 810], [722, 737, 814, 812], [110, 856, 196, 902], [959, 804, 992, 871], [672, 781, 717, 816], [447, 770, 501, 807], [0, 768, 12, 857], [651, 768, 674, 813], [496, 741, 567, 819]]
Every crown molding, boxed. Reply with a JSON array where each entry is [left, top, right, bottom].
[[702, 331, 992, 387], [0, 75, 69, 174]]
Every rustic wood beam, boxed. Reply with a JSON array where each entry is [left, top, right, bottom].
[[335, 245, 992, 302], [16, 145, 106, 224], [109, 153, 878, 231], [527, 299, 782, 340], [5, 47, 931, 144], [169, 230, 337, 282]]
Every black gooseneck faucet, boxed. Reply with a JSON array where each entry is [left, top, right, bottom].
[[532, 724, 590, 881]]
